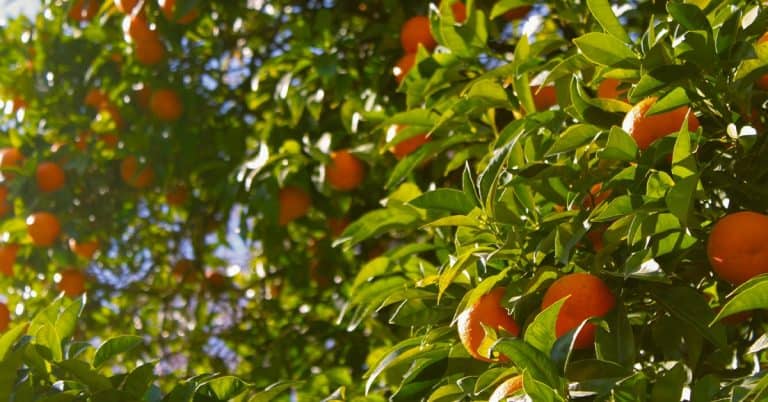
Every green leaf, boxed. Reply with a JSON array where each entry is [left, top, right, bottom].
[[546, 124, 601, 156], [56, 359, 113, 392], [573, 33, 639, 68], [599, 127, 638, 161], [122, 362, 156, 398], [409, 189, 476, 214], [493, 338, 562, 389], [0, 322, 27, 361], [664, 174, 699, 227], [524, 298, 566, 354], [93, 335, 142, 368], [200, 376, 250, 400], [646, 87, 690, 116], [586, 0, 630, 43], [651, 286, 726, 348], [522, 370, 566, 402], [335, 205, 422, 248], [713, 276, 768, 324], [56, 296, 85, 344], [249, 381, 299, 402], [650, 362, 687, 402], [671, 129, 697, 179]]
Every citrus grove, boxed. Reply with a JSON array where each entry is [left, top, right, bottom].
[[1, 0, 768, 400]]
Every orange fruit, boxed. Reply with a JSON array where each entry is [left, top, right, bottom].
[[134, 84, 152, 108], [707, 211, 768, 285], [489, 375, 524, 402], [205, 271, 227, 291], [68, 238, 99, 259], [747, 107, 765, 133], [457, 287, 520, 362], [621, 97, 700, 151], [11, 96, 27, 112], [394, 53, 416, 84], [35, 162, 66, 193], [69, 0, 100, 21], [74, 131, 90, 151], [123, 13, 157, 43], [326, 150, 365, 191], [165, 185, 189, 206], [757, 33, 768, 90], [503, 6, 532, 20], [26, 212, 61, 247], [309, 260, 331, 288], [401, 16, 436, 53], [451, 2, 467, 23], [172, 259, 197, 282], [114, 0, 139, 13], [135, 37, 166, 65], [391, 131, 429, 159], [541, 273, 616, 350], [0, 244, 19, 276], [0, 185, 11, 217], [159, 0, 199, 24], [100, 133, 119, 149], [586, 226, 605, 252], [278, 186, 311, 226], [58, 268, 87, 297], [328, 217, 349, 237], [0, 302, 9, 332], [84, 89, 108, 108], [597, 78, 627, 100], [582, 183, 612, 209], [149, 89, 183, 122], [0, 147, 24, 180], [531, 85, 557, 111], [120, 156, 155, 189]]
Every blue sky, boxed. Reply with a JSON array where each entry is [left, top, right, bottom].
[[0, 0, 39, 25]]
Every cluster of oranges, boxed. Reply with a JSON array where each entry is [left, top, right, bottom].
[[0, 146, 97, 304]]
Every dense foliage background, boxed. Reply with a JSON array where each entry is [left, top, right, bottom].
[[2, 0, 768, 401]]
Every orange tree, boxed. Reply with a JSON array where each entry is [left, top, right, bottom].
[[2, 0, 768, 401]]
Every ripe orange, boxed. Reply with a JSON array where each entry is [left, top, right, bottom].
[[84, 89, 108, 108], [0, 244, 19, 276], [68, 238, 99, 259], [531, 85, 557, 111], [100, 133, 119, 149], [582, 183, 612, 209], [123, 13, 157, 43], [401, 16, 436, 53], [391, 131, 429, 159], [159, 0, 199, 24], [120, 156, 155, 189], [541, 273, 616, 350], [504, 6, 533, 20], [165, 185, 189, 206], [707, 211, 768, 285], [68, 0, 100, 21], [58, 268, 87, 297], [26, 212, 62, 247], [149, 89, 183, 122], [278, 186, 311, 226], [451, 2, 467, 23], [597, 78, 627, 100], [172, 259, 197, 282], [394, 53, 416, 84], [326, 150, 365, 191], [0, 147, 24, 180], [11, 96, 27, 112], [134, 83, 152, 108], [489, 375, 524, 402], [757, 33, 768, 90], [35, 162, 66, 193], [135, 37, 166, 65], [457, 287, 520, 362], [328, 217, 349, 237], [622, 97, 700, 150], [205, 271, 227, 291], [586, 226, 605, 252], [0, 185, 11, 217], [114, 0, 139, 13], [0, 302, 9, 332], [74, 131, 90, 151]]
